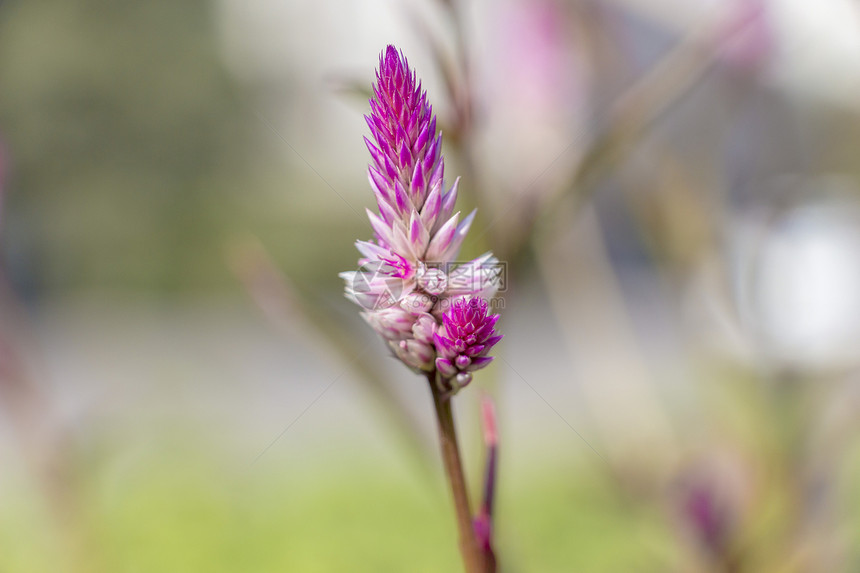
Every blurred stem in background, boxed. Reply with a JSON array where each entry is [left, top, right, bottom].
[[0, 250, 93, 573], [417, 0, 726, 480], [1, 156, 83, 571], [536, 202, 679, 481]]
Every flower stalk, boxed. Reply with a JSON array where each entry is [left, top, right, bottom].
[[426, 370, 486, 573], [341, 45, 503, 572]]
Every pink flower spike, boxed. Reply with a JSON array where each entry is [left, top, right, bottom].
[[358, 45, 458, 258], [341, 46, 503, 381]]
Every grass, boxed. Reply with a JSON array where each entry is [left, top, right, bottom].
[[0, 430, 678, 573]]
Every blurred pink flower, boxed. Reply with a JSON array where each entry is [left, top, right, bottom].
[[718, 0, 773, 72], [476, 0, 588, 201]]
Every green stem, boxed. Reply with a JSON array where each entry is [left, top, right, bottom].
[[426, 371, 485, 573]]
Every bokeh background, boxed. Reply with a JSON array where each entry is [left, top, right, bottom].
[[2, 0, 860, 571]]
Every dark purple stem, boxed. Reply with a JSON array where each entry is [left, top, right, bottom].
[[474, 396, 498, 572]]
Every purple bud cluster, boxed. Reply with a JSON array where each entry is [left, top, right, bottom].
[[434, 298, 502, 390]]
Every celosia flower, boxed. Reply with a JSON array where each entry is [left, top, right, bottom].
[[340, 45, 503, 388], [434, 298, 502, 391]]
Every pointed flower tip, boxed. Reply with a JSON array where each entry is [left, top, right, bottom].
[[380, 45, 409, 79]]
